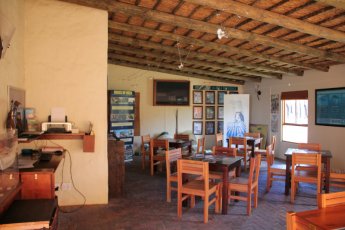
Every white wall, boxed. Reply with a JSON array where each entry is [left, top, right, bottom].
[[0, 0, 25, 132], [23, 0, 108, 205], [244, 65, 345, 169], [107, 64, 243, 150]]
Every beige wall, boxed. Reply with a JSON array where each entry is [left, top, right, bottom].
[[244, 65, 345, 169], [23, 0, 108, 205], [107, 64, 243, 149], [0, 0, 25, 132]]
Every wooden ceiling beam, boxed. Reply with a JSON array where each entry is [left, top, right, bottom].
[[183, 0, 345, 44], [109, 34, 301, 76], [109, 44, 261, 82], [108, 59, 245, 85], [108, 53, 253, 83], [109, 21, 329, 72], [314, 0, 345, 10], [109, 2, 345, 63]]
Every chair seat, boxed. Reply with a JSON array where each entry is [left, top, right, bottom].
[[182, 180, 218, 196], [294, 169, 319, 182], [170, 172, 178, 182]]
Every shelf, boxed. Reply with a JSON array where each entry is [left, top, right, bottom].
[[18, 133, 95, 153]]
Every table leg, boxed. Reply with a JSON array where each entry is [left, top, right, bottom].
[[222, 166, 229, 215], [325, 157, 330, 193], [188, 141, 192, 155], [285, 156, 291, 195]]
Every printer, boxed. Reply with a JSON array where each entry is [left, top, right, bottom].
[[42, 122, 72, 133]]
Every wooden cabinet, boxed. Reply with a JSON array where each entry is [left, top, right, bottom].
[[20, 171, 55, 199]]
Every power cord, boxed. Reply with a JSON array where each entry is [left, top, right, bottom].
[[58, 148, 87, 213]]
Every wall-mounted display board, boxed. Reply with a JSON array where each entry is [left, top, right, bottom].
[[315, 87, 345, 127], [108, 90, 135, 162], [192, 85, 238, 135], [153, 80, 190, 106]]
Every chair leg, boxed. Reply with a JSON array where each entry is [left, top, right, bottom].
[[150, 159, 154, 176], [243, 158, 247, 172], [247, 193, 251, 216], [291, 180, 295, 203], [177, 192, 183, 219], [190, 195, 195, 208], [167, 182, 171, 202], [254, 187, 258, 208], [204, 195, 209, 223], [215, 185, 221, 214], [142, 153, 145, 170], [266, 174, 270, 193]]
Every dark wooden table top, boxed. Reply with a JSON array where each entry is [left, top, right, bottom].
[[284, 148, 332, 158]]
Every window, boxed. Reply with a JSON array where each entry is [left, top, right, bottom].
[[281, 90, 308, 143]]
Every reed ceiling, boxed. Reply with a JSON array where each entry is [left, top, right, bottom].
[[60, 0, 345, 85]]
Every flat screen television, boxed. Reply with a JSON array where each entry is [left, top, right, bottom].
[[315, 87, 345, 127], [153, 80, 190, 106]]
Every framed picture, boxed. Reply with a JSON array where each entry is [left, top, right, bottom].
[[193, 106, 203, 119], [193, 121, 203, 135], [193, 90, 203, 104], [217, 91, 227, 104], [205, 106, 215, 120], [217, 121, 224, 134], [205, 121, 215, 135], [205, 91, 215, 104], [217, 106, 224, 119]]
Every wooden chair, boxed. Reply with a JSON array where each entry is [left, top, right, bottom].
[[215, 133, 223, 146], [165, 148, 182, 202], [141, 134, 151, 170], [318, 191, 345, 208], [177, 159, 221, 223], [150, 139, 169, 176], [254, 135, 276, 162], [195, 136, 205, 155], [266, 144, 286, 192], [209, 146, 237, 180], [174, 133, 190, 155], [229, 137, 249, 172], [290, 152, 322, 203], [298, 143, 321, 151], [228, 154, 262, 215]]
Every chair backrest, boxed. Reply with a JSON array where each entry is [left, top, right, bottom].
[[166, 148, 182, 178], [215, 133, 223, 146], [196, 136, 205, 154], [297, 143, 321, 151], [174, 134, 190, 141], [244, 132, 261, 138], [141, 134, 151, 152], [177, 159, 209, 191], [212, 146, 237, 157], [318, 191, 345, 208], [248, 154, 262, 186], [229, 137, 246, 151], [271, 135, 276, 153], [150, 139, 169, 156]]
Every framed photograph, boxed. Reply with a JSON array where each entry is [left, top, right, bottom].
[[217, 121, 224, 134], [217, 106, 224, 119], [193, 90, 203, 104], [205, 91, 215, 104], [206, 106, 215, 120], [217, 91, 227, 104], [193, 106, 203, 119], [193, 121, 203, 135], [205, 121, 215, 135]]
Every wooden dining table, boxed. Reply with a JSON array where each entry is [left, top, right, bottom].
[[284, 148, 332, 196], [168, 138, 192, 155], [187, 155, 243, 215], [292, 205, 345, 229]]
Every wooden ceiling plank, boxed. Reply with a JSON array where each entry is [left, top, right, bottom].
[[109, 43, 263, 81], [108, 2, 344, 64], [183, 0, 345, 43], [108, 52, 261, 82], [109, 34, 293, 77], [314, 0, 345, 10], [109, 59, 244, 85], [109, 20, 329, 71]]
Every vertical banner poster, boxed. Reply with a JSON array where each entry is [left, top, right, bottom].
[[224, 94, 250, 146], [270, 94, 279, 133]]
